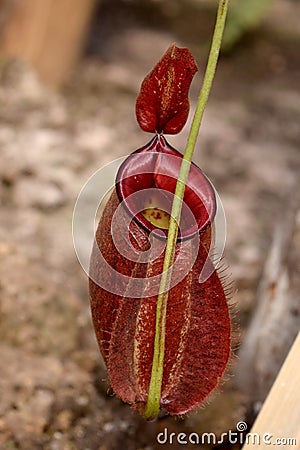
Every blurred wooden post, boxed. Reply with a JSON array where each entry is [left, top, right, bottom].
[[242, 333, 300, 449], [0, 0, 97, 87]]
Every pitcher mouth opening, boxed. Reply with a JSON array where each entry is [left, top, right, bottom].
[[116, 135, 216, 241]]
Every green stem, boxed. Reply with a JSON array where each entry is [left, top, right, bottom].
[[143, 0, 230, 420]]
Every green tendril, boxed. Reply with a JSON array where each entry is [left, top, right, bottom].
[[143, 0, 230, 421]]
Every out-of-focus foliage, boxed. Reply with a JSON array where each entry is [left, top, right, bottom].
[[223, 0, 275, 50]]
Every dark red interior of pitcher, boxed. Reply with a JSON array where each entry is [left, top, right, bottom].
[[116, 135, 216, 241]]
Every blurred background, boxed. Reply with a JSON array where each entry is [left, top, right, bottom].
[[0, 0, 299, 449]]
